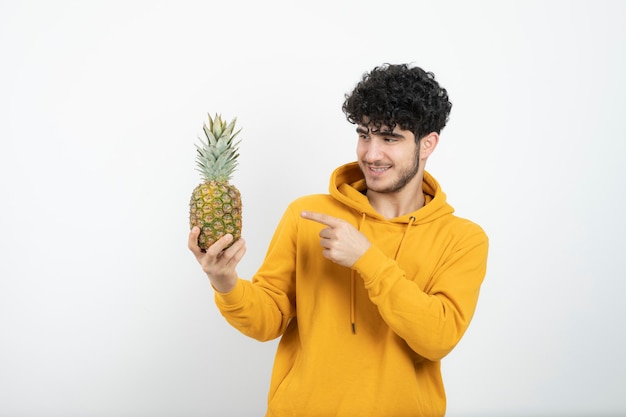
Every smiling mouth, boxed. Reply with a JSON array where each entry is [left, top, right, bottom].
[[367, 164, 391, 174]]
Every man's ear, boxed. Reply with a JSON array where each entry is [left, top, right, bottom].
[[420, 132, 439, 159]]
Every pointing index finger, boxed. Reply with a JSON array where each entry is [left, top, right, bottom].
[[301, 211, 341, 227]]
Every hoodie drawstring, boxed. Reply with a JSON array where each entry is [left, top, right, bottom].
[[351, 215, 416, 334], [394, 216, 416, 260], [351, 213, 367, 334]]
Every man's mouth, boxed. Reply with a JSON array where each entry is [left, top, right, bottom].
[[367, 164, 390, 174]]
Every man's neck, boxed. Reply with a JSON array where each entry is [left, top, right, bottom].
[[367, 184, 425, 219]]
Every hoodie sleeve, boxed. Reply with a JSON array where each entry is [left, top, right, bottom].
[[353, 221, 489, 361], [214, 206, 298, 342]]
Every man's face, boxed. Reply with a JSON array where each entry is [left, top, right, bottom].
[[356, 123, 421, 194]]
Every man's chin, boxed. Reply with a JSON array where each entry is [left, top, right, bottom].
[[364, 181, 392, 194]]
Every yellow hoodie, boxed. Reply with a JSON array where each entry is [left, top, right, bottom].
[[215, 162, 489, 417]]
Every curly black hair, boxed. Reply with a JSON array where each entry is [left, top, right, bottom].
[[342, 63, 452, 141]]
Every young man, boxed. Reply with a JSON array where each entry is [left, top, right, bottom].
[[189, 63, 489, 417]]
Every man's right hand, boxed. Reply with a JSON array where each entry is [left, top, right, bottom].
[[188, 227, 246, 293]]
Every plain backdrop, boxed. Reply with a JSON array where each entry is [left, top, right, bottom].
[[1, 1, 625, 416]]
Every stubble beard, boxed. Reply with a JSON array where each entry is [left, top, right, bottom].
[[363, 147, 421, 194]]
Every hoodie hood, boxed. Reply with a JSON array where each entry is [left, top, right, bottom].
[[329, 161, 455, 224]]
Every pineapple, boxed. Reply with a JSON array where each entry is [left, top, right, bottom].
[[189, 113, 242, 250]]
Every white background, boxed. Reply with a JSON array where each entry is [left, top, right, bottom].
[[1, 1, 625, 416]]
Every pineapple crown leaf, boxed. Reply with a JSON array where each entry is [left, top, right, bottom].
[[195, 113, 241, 182]]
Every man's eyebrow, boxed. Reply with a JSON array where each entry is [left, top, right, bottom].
[[380, 131, 404, 138], [356, 126, 405, 138]]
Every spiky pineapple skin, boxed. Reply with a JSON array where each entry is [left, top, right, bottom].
[[189, 181, 242, 250]]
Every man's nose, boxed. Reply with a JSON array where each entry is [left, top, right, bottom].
[[364, 139, 384, 161]]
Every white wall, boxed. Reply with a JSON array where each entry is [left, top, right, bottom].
[[1, 1, 625, 416]]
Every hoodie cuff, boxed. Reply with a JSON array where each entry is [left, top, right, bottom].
[[353, 245, 394, 288], [214, 279, 246, 307]]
